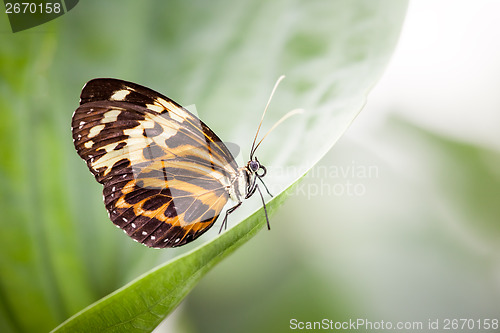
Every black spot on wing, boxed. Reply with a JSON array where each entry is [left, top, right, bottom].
[[142, 195, 170, 211], [165, 129, 200, 149], [143, 122, 163, 137], [164, 201, 177, 218], [143, 143, 165, 160], [91, 134, 128, 153], [114, 142, 127, 150]]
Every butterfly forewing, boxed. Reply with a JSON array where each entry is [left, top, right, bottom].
[[72, 79, 238, 248]]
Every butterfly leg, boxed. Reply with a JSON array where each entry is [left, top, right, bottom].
[[219, 202, 242, 233], [245, 182, 271, 230], [257, 176, 273, 197], [256, 185, 271, 230]]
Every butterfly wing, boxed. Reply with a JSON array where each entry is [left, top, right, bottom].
[[72, 79, 238, 248]]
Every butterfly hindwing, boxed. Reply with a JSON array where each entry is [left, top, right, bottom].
[[72, 79, 238, 248]]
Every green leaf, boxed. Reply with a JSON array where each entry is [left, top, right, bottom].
[[0, 0, 407, 332]]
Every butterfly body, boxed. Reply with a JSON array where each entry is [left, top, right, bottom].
[[72, 78, 269, 248], [227, 168, 247, 202]]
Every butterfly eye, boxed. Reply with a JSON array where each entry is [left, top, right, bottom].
[[249, 160, 260, 172]]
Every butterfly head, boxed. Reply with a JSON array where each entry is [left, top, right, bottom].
[[243, 157, 272, 201], [247, 157, 267, 177]]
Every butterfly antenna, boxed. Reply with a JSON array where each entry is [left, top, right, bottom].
[[250, 108, 304, 157], [250, 75, 286, 159]]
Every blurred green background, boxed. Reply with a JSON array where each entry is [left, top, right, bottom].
[[2, 0, 499, 332]]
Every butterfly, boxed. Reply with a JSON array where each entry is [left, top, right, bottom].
[[71, 77, 291, 248]]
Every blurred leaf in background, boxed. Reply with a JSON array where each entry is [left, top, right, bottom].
[[0, 0, 407, 332]]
